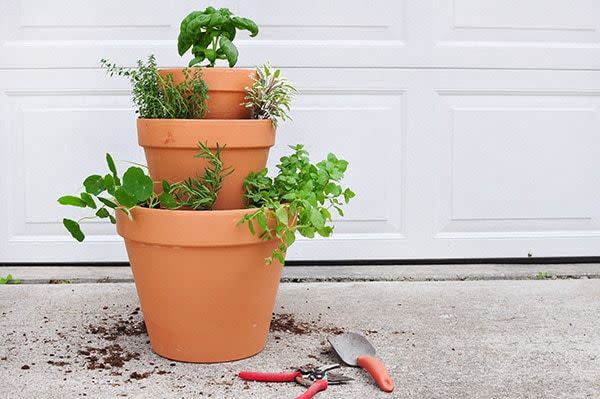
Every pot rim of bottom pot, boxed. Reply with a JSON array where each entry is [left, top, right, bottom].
[[116, 207, 275, 248]]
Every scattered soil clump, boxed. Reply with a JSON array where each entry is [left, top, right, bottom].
[[270, 313, 344, 335]]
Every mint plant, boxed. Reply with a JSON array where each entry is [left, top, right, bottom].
[[58, 144, 230, 242], [244, 64, 298, 127], [240, 145, 355, 263], [101, 55, 208, 119], [178, 7, 259, 67]]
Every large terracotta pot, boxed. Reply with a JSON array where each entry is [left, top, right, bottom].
[[116, 207, 283, 363], [159, 68, 256, 119], [137, 118, 275, 210]]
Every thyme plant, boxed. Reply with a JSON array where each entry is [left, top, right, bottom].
[[101, 55, 208, 119]]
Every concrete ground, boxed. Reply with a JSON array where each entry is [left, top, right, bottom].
[[0, 265, 599, 398]]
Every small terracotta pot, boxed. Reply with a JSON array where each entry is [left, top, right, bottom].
[[159, 68, 256, 119], [137, 118, 275, 210], [116, 207, 283, 363]]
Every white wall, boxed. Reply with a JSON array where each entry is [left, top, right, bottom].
[[1, 0, 600, 262]]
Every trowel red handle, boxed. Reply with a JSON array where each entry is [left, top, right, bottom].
[[356, 355, 395, 392], [295, 379, 328, 399]]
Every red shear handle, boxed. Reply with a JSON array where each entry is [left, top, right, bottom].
[[357, 355, 395, 392], [239, 371, 301, 382], [295, 379, 328, 399]]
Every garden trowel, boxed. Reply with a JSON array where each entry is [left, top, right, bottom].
[[328, 332, 395, 393]]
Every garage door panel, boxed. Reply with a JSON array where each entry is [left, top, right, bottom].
[[434, 89, 600, 239], [3, 0, 183, 41], [447, 0, 599, 42], [236, 0, 406, 41]]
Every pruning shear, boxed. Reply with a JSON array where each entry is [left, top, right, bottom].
[[239, 363, 353, 399]]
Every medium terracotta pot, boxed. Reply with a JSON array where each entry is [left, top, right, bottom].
[[159, 68, 256, 119], [116, 207, 283, 363], [137, 118, 275, 210]]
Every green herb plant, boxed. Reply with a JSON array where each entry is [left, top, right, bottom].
[[178, 7, 259, 67], [101, 55, 208, 119], [58, 144, 230, 242], [240, 145, 355, 264], [245, 64, 298, 127], [0, 274, 21, 285]]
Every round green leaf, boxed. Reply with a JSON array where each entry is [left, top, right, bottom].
[[95, 208, 110, 219], [80, 192, 97, 209], [58, 195, 86, 208], [122, 167, 153, 202], [83, 175, 105, 196], [106, 153, 117, 177], [98, 197, 117, 209], [114, 187, 137, 208], [63, 218, 84, 242]]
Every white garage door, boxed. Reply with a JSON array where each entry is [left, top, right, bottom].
[[1, 0, 600, 262]]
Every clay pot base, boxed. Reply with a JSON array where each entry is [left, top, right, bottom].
[[117, 208, 283, 363]]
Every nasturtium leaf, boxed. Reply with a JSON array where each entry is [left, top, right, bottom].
[[83, 175, 105, 196], [63, 218, 84, 242], [98, 197, 117, 209], [219, 36, 238, 67], [58, 195, 87, 208], [104, 174, 116, 195], [114, 187, 137, 208], [106, 153, 117, 178], [80, 192, 97, 209], [159, 192, 178, 209], [95, 208, 110, 218], [122, 167, 153, 202]]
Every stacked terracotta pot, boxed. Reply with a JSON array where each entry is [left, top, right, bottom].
[[116, 67, 283, 363]]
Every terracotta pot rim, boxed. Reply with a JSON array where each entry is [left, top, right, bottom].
[[124, 206, 256, 217], [136, 117, 270, 125], [116, 207, 272, 247], [159, 67, 255, 73], [136, 118, 275, 149]]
